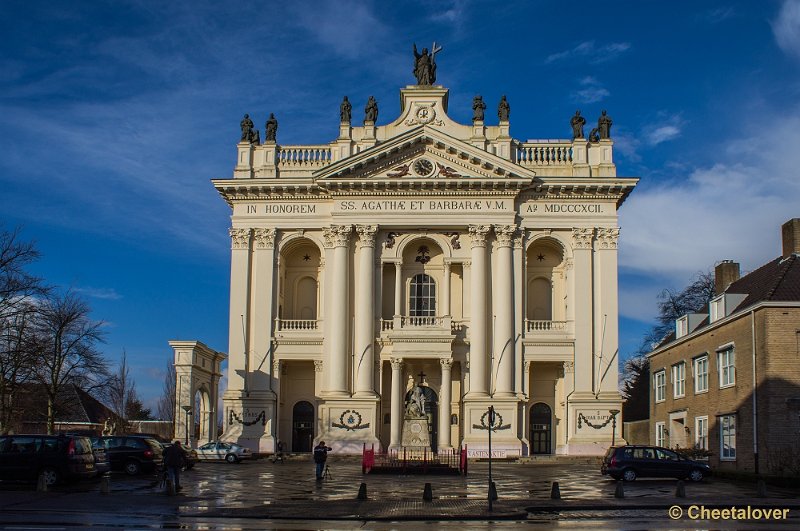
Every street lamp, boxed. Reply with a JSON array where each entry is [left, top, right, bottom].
[[181, 405, 193, 446], [609, 409, 620, 447]]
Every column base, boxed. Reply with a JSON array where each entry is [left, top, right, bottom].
[[317, 398, 381, 454], [221, 394, 276, 453], [565, 394, 624, 455], [461, 396, 523, 458]]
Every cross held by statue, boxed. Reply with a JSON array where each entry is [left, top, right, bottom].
[[417, 371, 426, 384]]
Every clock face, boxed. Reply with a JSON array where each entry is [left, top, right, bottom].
[[413, 158, 434, 176]]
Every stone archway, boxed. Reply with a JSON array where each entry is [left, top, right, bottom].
[[170, 340, 227, 448]]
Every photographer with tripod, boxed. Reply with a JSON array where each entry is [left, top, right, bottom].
[[313, 440, 332, 481]]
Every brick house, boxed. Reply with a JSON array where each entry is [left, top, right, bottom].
[[648, 218, 800, 475]]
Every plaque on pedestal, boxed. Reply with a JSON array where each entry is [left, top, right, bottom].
[[401, 416, 431, 449]]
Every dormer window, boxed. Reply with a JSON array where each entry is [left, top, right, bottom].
[[710, 295, 724, 323], [676, 316, 688, 338]]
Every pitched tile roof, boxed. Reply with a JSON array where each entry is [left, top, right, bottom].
[[726, 254, 800, 310]]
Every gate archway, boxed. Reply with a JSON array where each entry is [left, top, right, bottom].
[[530, 402, 552, 454]]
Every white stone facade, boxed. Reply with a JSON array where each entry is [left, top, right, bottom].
[[209, 84, 637, 456]]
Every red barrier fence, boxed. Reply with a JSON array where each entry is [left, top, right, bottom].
[[362, 444, 468, 475]]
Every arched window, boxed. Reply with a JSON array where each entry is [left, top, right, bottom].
[[409, 273, 436, 317], [528, 277, 552, 320]]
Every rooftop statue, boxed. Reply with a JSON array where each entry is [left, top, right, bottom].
[[340, 96, 352, 123], [240, 113, 259, 144], [265, 113, 278, 142], [598, 110, 613, 139], [413, 42, 442, 85], [472, 95, 486, 122], [498, 95, 510, 121], [570, 110, 586, 139], [364, 96, 378, 123]]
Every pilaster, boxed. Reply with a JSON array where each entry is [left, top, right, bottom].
[[466, 225, 490, 398]]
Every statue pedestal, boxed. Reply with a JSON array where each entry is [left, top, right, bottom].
[[400, 415, 431, 449]]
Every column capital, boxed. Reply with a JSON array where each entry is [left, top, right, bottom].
[[571, 227, 594, 249], [468, 225, 491, 247], [443, 262, 451, 272], [595, 227, 620, 249], [253, 228, 276, 249], [229, 228, 251, 250], [314, 360, 324, 372], [390, 357, 404, 370], [323, 224, 353, 248], [272, 359, 281, 375], [355, 224, 378, 248], [439, 358, 453, 370], [493, 224, 518, 247], [563, 360, 575, 373]]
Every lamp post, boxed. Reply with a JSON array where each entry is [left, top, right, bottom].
[[609, 409, 620, 447], [181, 405, 192, 446], [488, 405, 495, 512]]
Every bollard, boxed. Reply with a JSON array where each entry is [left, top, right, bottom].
[[757, 479, 767, 498], [489, 481, 498, 501], [614, 481, 624, 499], [423, 482, 433, 501], [675, 480, 686, 498], [550, 481, 561, 500], [357, 482, 367, 500], [36, 473, 47, 493], [100, 474, 110, 495]]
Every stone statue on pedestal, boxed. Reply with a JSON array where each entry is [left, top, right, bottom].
[[265, 113, 278, 142], [570, 110, 586, 139], [498, 95, 510, 121], [401, 383, 431, 450], [598, 110, 613, 139], [472, 95, 486, 122], [240, 114, 260, 144], [364, 96, 378, 123], [340, 96, 351, 123]]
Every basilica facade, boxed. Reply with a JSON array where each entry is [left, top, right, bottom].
[[176, 67, 636, 456]]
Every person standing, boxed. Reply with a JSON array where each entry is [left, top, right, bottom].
[[313, 441, 332, 480], [163, 440, 187, 492], [271, 439, 284, 464]]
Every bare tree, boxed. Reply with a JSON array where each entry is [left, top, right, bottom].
[[32, 291, 109, 434], [157, 359, 176, 424], [0, 227, 48, 320]]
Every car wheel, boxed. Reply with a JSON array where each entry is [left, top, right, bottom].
[[225, 453, 238, 464], [688, 469, 704, 482], [622, 468, 637, 482], [40, 467, 59, 487], [124, 460, 141, 475]]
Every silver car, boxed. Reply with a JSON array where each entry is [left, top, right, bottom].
[[195, 441, 252, 463]]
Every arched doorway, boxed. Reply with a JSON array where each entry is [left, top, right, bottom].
[[292, 401, 314, 452], [404, 386, 439, 451], [530, 402, 552, 454]]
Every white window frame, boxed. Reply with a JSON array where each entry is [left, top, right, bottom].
[[710, 295, 724, 323], [695, 416, 708, 450], [672, 362, 686, 398], [655, 422, 666, 447], [720, 414, 736, 460], [654, 370, 666, 402], [694, 355, 709, 394], [718, 345, 735, 388]]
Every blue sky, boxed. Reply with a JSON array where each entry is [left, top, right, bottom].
[[2, 1, 800, 413]]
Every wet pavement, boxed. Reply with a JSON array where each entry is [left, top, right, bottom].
[[0, 456, 798, 529]]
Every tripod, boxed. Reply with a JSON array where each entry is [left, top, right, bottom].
[[323, 464, 332, 480]]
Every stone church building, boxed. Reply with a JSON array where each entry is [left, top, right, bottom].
[[172, 51, 637, 456]]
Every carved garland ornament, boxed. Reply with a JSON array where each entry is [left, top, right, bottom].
[[331, 409, 371, 431], [472, 410, 511, 431], [229, 409, 266, 426], [577, 412, 614, 430]]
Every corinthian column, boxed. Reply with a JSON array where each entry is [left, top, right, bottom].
[[493, 224, 517, 397], [595, 227, 620, 396], [389, 357, 404, 448], [572, 227, 594, 394], [438, 358, 453, 449], [466, 224, 491, 398], [323, 224, 353, 397], [227, 228, 251, 393], [251, 228, 276, 391], [354, 224, 378, 397]]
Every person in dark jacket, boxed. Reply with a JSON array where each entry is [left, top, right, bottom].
[[163, 440, 187, 491], [313, 441, 332, 480]]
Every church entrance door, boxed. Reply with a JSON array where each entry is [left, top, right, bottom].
[[292, 401, 314, 452], [404, 386, 438, 452], [530, 402, 552, 454]]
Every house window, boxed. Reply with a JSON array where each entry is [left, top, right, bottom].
[[710, 296, 724, 323], [656, 422, 666, 447], [654, 370, 666, 402], [720, 414, 736, 460], [672, 362, 686, 398], [694, 356, 709, 393], [695, 416, 708, 450], [409, 273, 436, 317], [676, 316, 688, 338], [718, 346, 735, 388]]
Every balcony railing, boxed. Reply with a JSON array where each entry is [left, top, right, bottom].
[[525, 320, 568, 332], [274, 318, 321, 332], [380, 316, 454, 332]]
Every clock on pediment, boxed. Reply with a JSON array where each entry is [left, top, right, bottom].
[[412, 157, 435, 177]]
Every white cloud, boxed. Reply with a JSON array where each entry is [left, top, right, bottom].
[[619, 106, 800, 284], [546, 41, 630, 65], [571, 76, 610, 104], [647, 125, 681, 145], [74, 286, 123, 300], [773, 0, 800, 59], [295, 0, 386, 60]]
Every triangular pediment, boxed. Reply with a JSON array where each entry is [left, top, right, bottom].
[[313, 126, 535, 188]]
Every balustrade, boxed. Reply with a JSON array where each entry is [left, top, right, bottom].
[[274, 318, 321, 332], [277, 145, 332, 168], [515, 142, 573, 167], [525, 319, 568, 332]]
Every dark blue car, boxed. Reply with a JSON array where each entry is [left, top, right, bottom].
[[601, 445, 711, 482]]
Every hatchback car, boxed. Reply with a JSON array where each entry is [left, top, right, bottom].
[[0, 434, 96, 486], [601, 445, 711, 482], [97, 435, 164, 475], [196, 441, 252, 463]]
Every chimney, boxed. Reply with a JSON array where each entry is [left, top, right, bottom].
[[715, 260, 740, 295], [782, 218, 800, 259]]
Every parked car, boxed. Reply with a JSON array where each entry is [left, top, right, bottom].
[[96, 435, 164, 475], [0, 434, 96, 486], [601, 445, 712, 482], [90, 440, 111, 476], [196, 441, 252, 463], [161, 441, 199, 470]]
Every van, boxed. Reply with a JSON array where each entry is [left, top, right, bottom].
[[0, 434, 96, 486]]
